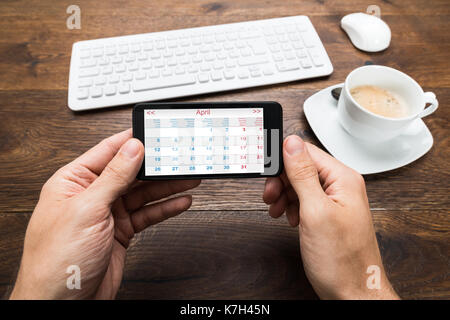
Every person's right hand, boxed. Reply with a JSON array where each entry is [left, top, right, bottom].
[[263, 135, 399, 300]]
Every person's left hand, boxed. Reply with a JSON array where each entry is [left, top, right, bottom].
[[10, 129, 200, 299]]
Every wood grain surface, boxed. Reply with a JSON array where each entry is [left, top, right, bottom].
[[0, 0, 449, 299]]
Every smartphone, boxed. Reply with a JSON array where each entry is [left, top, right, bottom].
[[133, 102, 282, 180]]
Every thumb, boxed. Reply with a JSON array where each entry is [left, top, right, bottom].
[[283, 135, 325, 203], [88, 138, 144, 205]]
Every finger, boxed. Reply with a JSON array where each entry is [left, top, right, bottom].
[[131, 195, 192, 233], [268, 193, 288, 218], [87, 138, 144, 205], [263, 177, 283, 204], [284, 185, 298, 203], [282, 135, 326, 203], [123, 179, 201, 212], [73, 129, 133, 175], [305, 142, 359, 191], [286, 202, 300, 227]]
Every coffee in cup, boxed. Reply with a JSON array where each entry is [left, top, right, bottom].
[[349, 85, 409, 119]]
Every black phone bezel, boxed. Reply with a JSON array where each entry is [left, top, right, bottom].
[[133, 101, 283, 180]]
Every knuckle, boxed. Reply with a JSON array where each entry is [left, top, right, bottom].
[[351, 170, 365, 186], [102, 163, 129, 187], [291, 161, 318, 182]]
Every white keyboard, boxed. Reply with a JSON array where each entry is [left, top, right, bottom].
[[68, 15, 333, 111]]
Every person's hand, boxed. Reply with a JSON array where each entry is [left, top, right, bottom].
[[263, 135, 399, 300], [10, 129, 200, 299]]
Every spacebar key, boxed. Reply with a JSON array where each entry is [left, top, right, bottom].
[[133, 75, 196, 92]]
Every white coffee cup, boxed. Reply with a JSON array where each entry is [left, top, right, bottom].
[[337, 65, 438, 142]]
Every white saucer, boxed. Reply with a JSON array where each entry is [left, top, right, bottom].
[[303, 84, 434, 175]]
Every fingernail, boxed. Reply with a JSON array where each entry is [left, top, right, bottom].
[[121, 139, 141, 158], [285, 136, 304, 155]]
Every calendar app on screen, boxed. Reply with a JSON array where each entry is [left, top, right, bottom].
[[144, 108, 264, 175]]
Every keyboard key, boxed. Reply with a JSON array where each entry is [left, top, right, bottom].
[[213, 61, 224, 70], [78, 79, 93, 87], [105, 46, 116, 55], [224, 70, 235, 79], [162, 69, 172, 77], [179, 57, 190, 65], [278, 35, 289, 42], [284, 51, 296, 60], [104, 85, 117, 96], [188, 65, 198, 73], [92, 48, 103, 57], [296, 49, 308, 58], [137, 53, 148, 61], [225, 60, 236, 68], [154, 60, 165, 68], [128, 62, 139, 71], [91, 87, 103, 98], [167, 58, 177, 66], [211, 71, 222, 81], [118, 45, 129, 54], [98, 57, 109, 66], [80, 58, 97, 68], [133, 75, 196, 91], [148, 69, 160, 78], [79, 68, 100, 78], [131, 43, 141, 52], [175, 67, 185, 75], [299, 58, 312, 68], [150, 51, 161, 59], [238, 56, 268, 66], [187, 47, 198, 55], [238, 69, 249, 79], [155, 39, 165, 49], [250, 70, 261, 77], [143, 41, 153, 51], [215, 33, 226, 42], [95, 76, 107, 85], [80, 49, 90, 59], [111, 56, 123, 64], [200, 63, 211, 71], [204, 53, 215, 62], [115, 65, 126, 73], [269, 44, 280, 53], [77, 88, 89, 99], [301, 33, 315, 47], [135, 71, 147, 80], [274, 26, 285, 34], [125, 54, 136, 63], [121, 73, 133, 82], [308, 48, 324, 66], [119, 83, 130, 94], [263, 67, 274, 75], [276, 61, 300, 72], [240, 48, 251, 57], [141, 61, 152, 69], [102, 66, 113, 75], [273, 53, 284, 62], [292, 41, 304, 49], [109, 74, 120, 84], [198, 73, 209, 83]]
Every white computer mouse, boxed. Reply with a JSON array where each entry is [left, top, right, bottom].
[[341, 12, 391, 52]]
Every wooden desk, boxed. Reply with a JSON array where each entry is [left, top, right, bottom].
[[0, 0, 448, 299]]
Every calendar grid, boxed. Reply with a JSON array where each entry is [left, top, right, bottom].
[[144, 108, 264, 175]]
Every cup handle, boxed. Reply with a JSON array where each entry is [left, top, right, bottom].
[[418, 92, 438, 118], [332, 84, 344, 105]]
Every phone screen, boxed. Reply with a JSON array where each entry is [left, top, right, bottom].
[[133, 102, 282, 180], [144, 107, 264, 176]]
